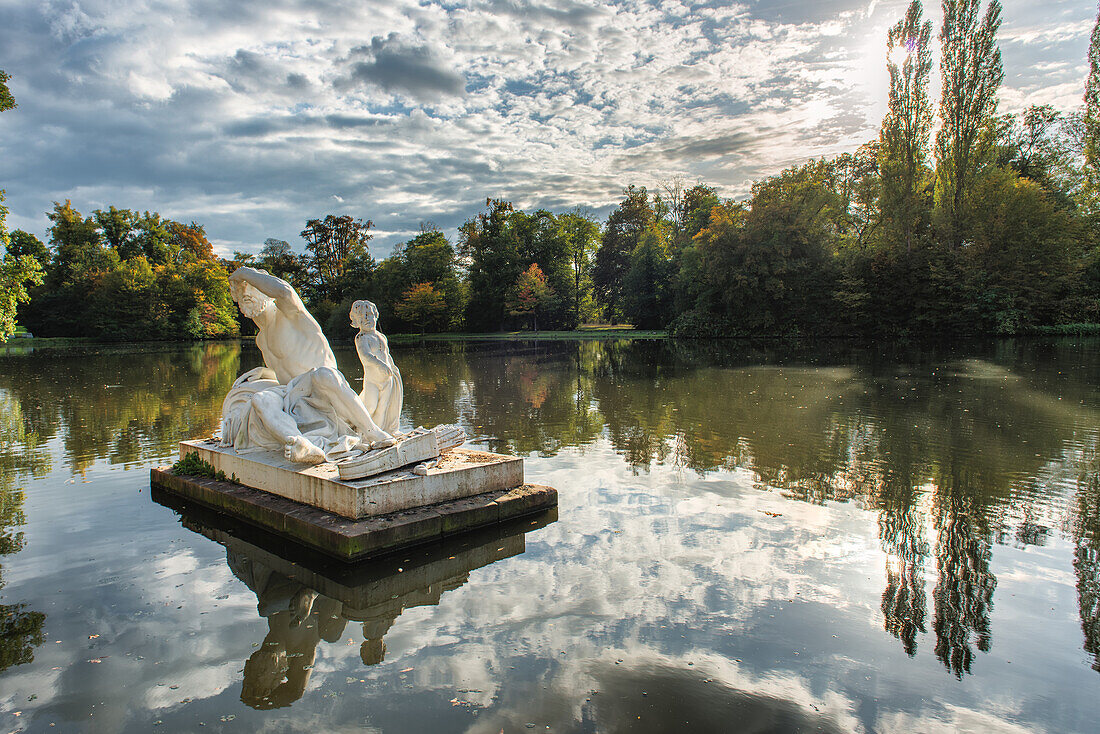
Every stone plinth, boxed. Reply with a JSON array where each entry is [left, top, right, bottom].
[[150, 468, 557, 560], [178, 439, 523, 520]]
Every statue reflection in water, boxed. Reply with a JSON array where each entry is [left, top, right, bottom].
[[226, 541, 519, 709], [230, 552, 348, 709], [230, 547, 477, 710], [155, 489, 551, 709]]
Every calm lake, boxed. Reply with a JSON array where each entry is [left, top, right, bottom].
[[1, 337, 1099, 732]]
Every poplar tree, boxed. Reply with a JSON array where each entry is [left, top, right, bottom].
[[1084, 3, 1100, 187], [880, 0, 934, 252], [935, 0, 1003, 245]]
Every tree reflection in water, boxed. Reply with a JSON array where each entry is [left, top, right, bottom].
[[0, 341, 239, 474], [1074, 455, 1100, 672], [0, 391, 46, 673], [931, 466, 996, 678], [875, 474, 929, 658], [0, 342, 239, 674], [3, 337, 1100, 682], [391, 337, 1100, 677]]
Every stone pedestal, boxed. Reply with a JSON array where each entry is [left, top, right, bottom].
[[152, 439, 556, 560], [178, 439, 523, 520]]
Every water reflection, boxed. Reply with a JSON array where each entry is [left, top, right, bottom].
[[0, 343, 238, 678], [154, 488, 555, 709], [582, 662, 849, 733], [0, 342, 239, 473], [388, 338, 1100, 677], [1075, 449, 1100, 672], [0, 391, 45, 673], [1, 337, 1100, 689]]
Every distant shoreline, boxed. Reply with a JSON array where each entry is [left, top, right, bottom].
[[0, 329, 669, 352], [9, 323, 1100, 352]]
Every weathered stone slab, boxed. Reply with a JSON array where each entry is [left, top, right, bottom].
[[179, 439, 523, 519], [337, 429, 440, 479], [150, 467, 557, 560]]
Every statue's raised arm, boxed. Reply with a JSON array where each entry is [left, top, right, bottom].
[[228, 267, 308, 322]]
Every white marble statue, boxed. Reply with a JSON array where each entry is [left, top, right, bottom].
[[351, 300, 403, 436], [220, 267, 395, 464]]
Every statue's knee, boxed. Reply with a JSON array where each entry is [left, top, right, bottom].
[[251, 391, 281, 414], [312, 366, 344, 391]]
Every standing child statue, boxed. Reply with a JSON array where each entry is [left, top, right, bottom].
[[351, 300, 403, 436]]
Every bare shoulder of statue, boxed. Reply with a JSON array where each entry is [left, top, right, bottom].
[[359, 332, 383, 354]]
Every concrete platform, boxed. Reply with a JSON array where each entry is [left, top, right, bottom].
[[150, 466, 557, 560], [178, 439, 523, 519]]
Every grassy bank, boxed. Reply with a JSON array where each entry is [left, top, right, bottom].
[[387, 327, 667, 343]]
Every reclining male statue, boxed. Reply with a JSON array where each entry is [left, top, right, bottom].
[[220, 267, 395, 464]]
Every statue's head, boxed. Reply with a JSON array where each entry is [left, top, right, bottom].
[[350, 300, 379, 330], [230, 279, 273, 320], [240, 647, 289, 708]]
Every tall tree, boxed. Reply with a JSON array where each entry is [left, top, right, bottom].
[[373, 228, 466, 333], [880, 0, 934, 252], [506, 263, 555, 331], [460, 198, 522, 331], [5, 231, 49, 269], [558, 208, 600, 327], [998, 105, 1079, 207], [257, 238, 308, 292], [680, 161, 842, 336], [261, 238, 292, 260], [677, 184, 721, 245], [0, 193, 45, 342], [168, 221, 216, 262], [622, 225, 673, 329], [594, 185, 654, 322], [46, 200, 112, 287], [300, 214, 373, 301], [935, 0, 1004, 245], [394, 282, 448, 333], [1085, 3, 1100, 186], [134, 211, 173, 264], [94, 206, 140, 259]]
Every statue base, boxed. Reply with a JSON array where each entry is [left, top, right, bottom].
[[175, 439, 523, 519], [149, 460, 556, 561], [149, 439, 555, 560]]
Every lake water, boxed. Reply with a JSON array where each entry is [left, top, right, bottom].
[[1, 337, 1099, 732]]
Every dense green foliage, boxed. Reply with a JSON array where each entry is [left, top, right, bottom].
[[5, 1, 1100, 340], [13, 201, 239, 341], [170, 452, 231, 482], [372, 229, 466, 335]]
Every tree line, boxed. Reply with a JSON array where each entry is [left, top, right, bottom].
[[5, 0, 1100, 341]]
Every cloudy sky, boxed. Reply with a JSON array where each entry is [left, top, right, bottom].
[[0, 0, 1095, 257]]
